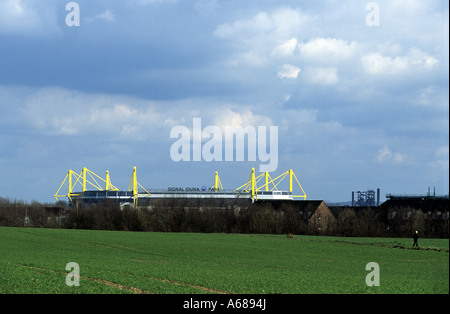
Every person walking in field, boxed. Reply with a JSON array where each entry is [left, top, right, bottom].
[[412, 230, 419, 249]]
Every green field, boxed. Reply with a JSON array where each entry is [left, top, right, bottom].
[[0, 227, 448, 294]]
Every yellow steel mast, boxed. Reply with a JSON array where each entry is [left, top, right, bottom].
[[234, 168, 307, 201], [211, 171, 224, 192], [55, 168, 119, 203], [128, 166, 151, 207]]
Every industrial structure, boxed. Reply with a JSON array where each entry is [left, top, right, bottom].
[[351, 189, 381, 207], [55, 167, 307, 207]]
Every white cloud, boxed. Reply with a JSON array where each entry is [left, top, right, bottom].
[[135, 0, 178, 5], [277, 64, 301, 79], [361, 48, 439, 75], [408, 48, 439, 69], [361, 53, 408, 75], [212, 108, 273, 130], [376, 145, 392, 162], [214, 8, 308, 67], [272, 37, 298, 57], [299, 38, 357, 62], [95, 10, 116, 22], [429, 159, 449, 170], [375, 146, 406, 164], [414, 85, 449, 110], [21, 87, 162, 141], [418, 86, 438, 106], [214, 8, 306, 40], [303, 67, 339, 85], [0, 0, 60, 36], [227, 51, 267, 68], [85, 9, 117, 23], [17, 86, 276, 144], [392, 152, 407, 164], [435, 145, 449, 158], [429, 146, 450, 170], [214, 11, 273, 39]]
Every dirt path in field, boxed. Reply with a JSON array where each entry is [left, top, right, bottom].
[[19, 264, 153, 294], [145, 276, 231, 294], [19, 264, 231, 294], [84, 276, 152, 294]]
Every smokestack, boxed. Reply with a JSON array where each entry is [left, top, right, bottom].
[[352, 191, 355, 207], [377, 188, 380, 206]]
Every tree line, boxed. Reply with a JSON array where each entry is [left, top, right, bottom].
[[0, 197, 448, 238]]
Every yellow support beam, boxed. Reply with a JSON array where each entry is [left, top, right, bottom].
[[105, 171, 110, 190], [212, 171, 223, 191], [82, 167, 87, 192], [255, 171, 275, 192], [251, 168, 256, 200], [290, 170, 307, 200], [265, 172, 269, 191], [55, 167, 119, 203], [289, 169, 293, 193], [133, 166, 138, 200], [234, 168, 258, 201], [54, 170, 81, 203], [128, 166, 151, 207], [234, 168, 307, 201], [68, 170, 73, 195]]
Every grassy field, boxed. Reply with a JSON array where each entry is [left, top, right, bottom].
[[0, 227, 448, 294]]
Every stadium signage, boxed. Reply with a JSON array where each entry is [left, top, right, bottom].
[[168, 187, 202, 192]]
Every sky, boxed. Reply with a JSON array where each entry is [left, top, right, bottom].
[[0, 0, 448, 204]]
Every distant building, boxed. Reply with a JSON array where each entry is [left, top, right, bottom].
[[382, 194, 449, 220], [307, 201, 337, 234], [254, 200, 337, 234]]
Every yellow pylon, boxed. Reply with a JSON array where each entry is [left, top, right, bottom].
[[211, 171, 224, 191], [128, 166, 151, 206], [55, 168, 119, 203], [234, 168, 307, 201]]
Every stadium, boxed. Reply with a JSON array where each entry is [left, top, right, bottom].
[[55, 167, 307, 208]]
